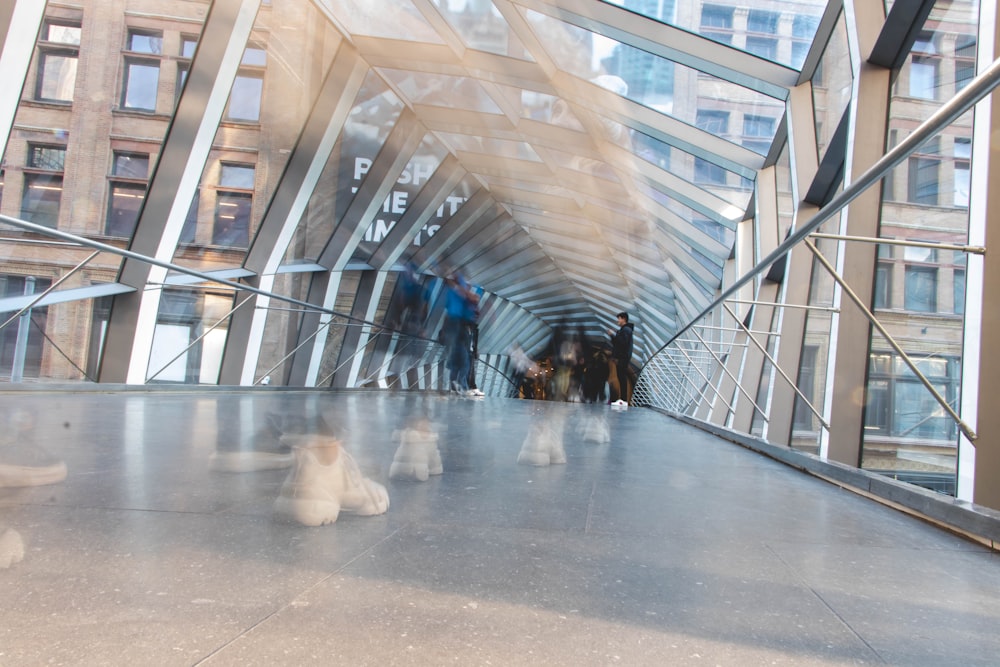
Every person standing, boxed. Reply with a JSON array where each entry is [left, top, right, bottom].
[[443, 272, 479, 395], [609, 312, 634, 406]]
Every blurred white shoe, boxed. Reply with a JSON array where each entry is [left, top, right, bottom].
[[274, 435, 389, 526]]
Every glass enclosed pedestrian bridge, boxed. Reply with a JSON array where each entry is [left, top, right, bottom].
[[2, 1, 1000, 656]]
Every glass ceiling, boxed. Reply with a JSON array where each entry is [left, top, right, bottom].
[[1, 0, 835, 357]]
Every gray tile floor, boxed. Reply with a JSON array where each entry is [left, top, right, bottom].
[[1, 389, 998, 666]]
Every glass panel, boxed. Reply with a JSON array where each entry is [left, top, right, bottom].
[[171, 4, 341, 271], [524, 9, 784, 152], [599, 0, 825, 70], [37, 52, 78, 102], [146, 289, 234, 384], [377, 69, 502, 113], [351, 133, 449, 263], [321, 0, 444, 43], [43, 22, 82, 45], [226, 73, 263, 122], [122, 59, 160, 111], [631, 127, 753, 216], [789, 206, 844, 454], [127, 30, 163, 54], [436, 132, 540, 161], [863, 0, 980, 496], [430, 0, 533, 60], [289, 71, 405, 264], [813, 11, 851, 157], [106, 183, 146, 238], [397, 173, 482, 265], [0, 242, 126, 382]]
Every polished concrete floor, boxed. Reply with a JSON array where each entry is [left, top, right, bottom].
[[1, 389, 998, 666]]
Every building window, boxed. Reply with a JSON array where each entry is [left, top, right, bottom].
[[874, 262, 892, 309], [908, 33, 938, 100], [865, 352, 959, 440], [793, 345, 819, 431], [954, 38, 976, 92], [700, 4, 733, 45], [742, 114, 774, 155], [953, 138, 970, 208], [791, 15, 819, 69], [695, 109, 728, 136], [176, 36, 198, 104], [213, 164, 254, 247], [953, 268, 965, 315], [225, 48, 266, 123], [180, 188, 200, 245], [0, 275, 52, 378], [35, 20, 81, 103], [745, 10, 779, 60], [908, 139, 939, 205], [904, 265, 937, 312], [21, 144, 66, 228], [121, 29, 162, 111], [105, 152, 149, 237], [694, 157, 726, 185]]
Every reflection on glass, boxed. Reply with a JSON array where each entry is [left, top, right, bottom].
[[171, 4, 336, 271]]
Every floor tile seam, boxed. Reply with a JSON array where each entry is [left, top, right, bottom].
[[192, 526, 404, 666], [764, 542, 889, 665]]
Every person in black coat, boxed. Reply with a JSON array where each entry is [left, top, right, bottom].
[[609, 312, 634, 405]]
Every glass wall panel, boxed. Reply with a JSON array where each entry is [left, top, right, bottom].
[[789, 207, 844, 455], [862, 0, 979, 496], [600, 0, 825, 70], [631, 128, 753, 214], [351, 134, 449, 263], [289, 71, 405, 264], [145, 288, 235, 384], [0, 241, 127, 382], [524, 9, 785, 149], [397, 174, 482, 265], [170, 4, 340, 272], [812, 10, 851, 158], [251, 272, 314, 386]]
